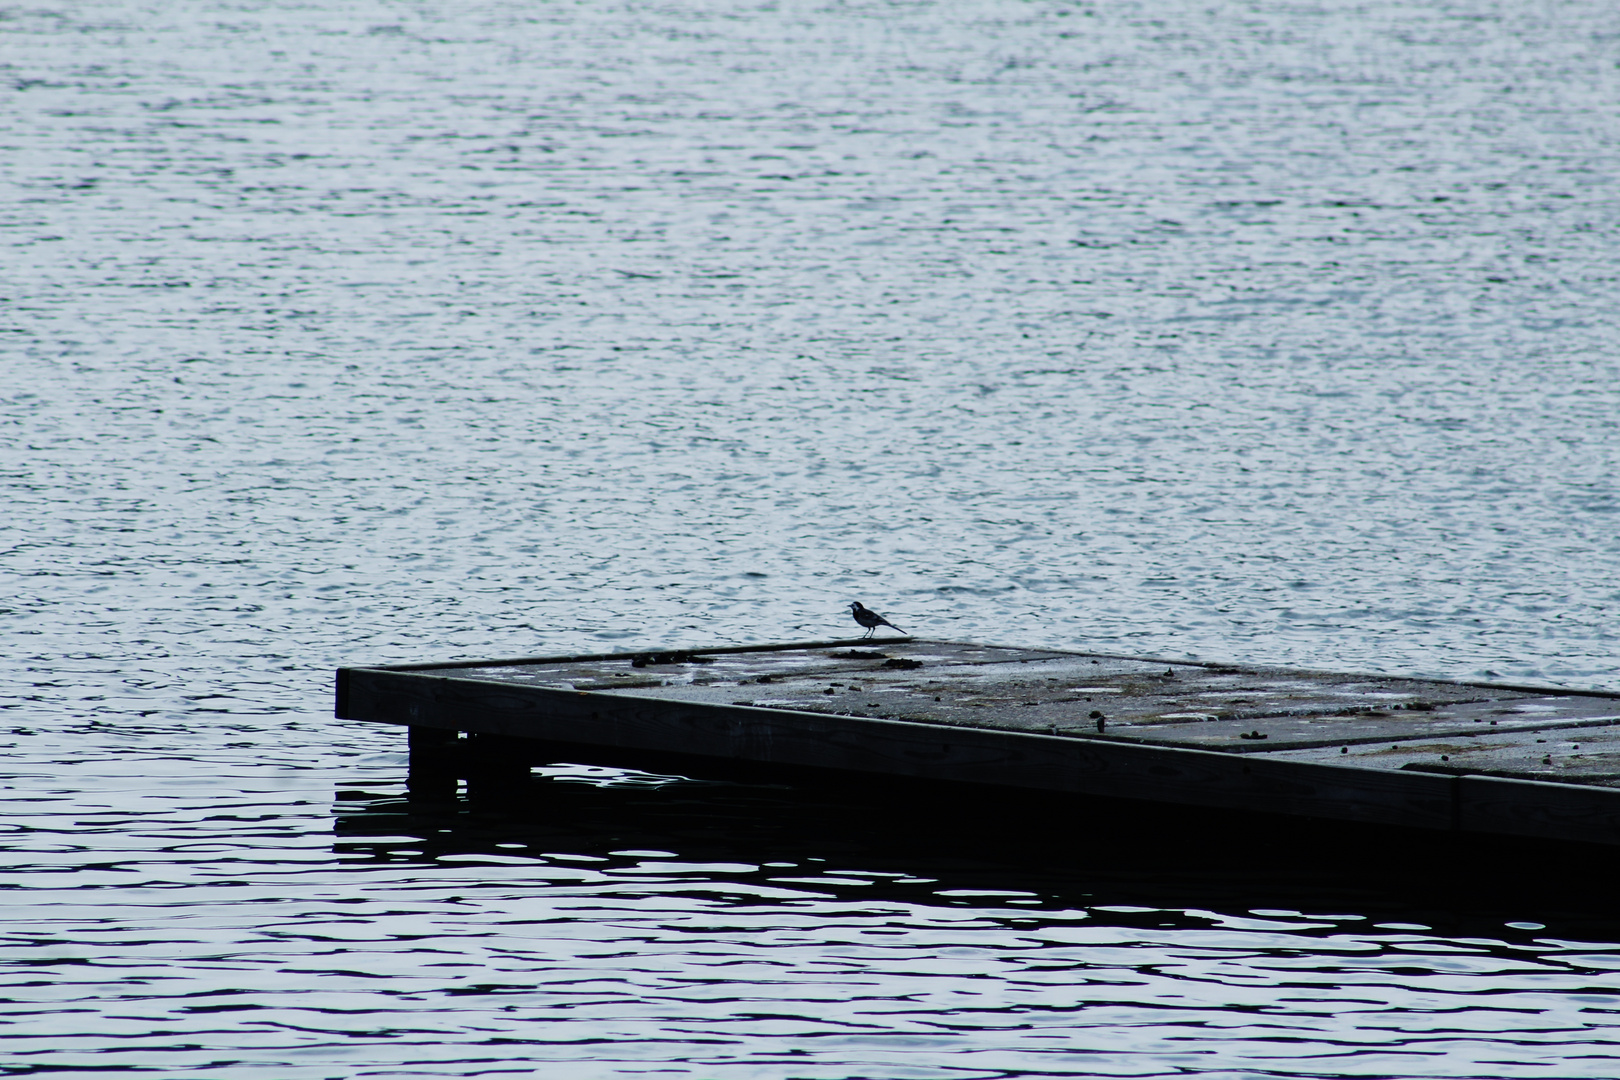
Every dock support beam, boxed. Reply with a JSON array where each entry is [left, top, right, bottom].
[[407, 726, 538, 803], [407, 726, 460, 802], [463, 733, 537, 802]]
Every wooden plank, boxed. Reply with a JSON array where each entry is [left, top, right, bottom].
[[1127, 699, 1620, 754], [338, 666, 1456, 831], [1268, 720, 1620, 785], [1458, 775, 1620, 846]]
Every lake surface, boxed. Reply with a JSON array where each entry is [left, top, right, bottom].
[[4, 0, 1620, 1075]]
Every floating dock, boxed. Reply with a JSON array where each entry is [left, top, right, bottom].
[[335, 639, 1620, 846]]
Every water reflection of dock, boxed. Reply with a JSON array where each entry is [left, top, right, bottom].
[[335, 640, 1620, 847]]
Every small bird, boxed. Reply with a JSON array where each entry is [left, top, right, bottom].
[[850, 601, 905, 638]]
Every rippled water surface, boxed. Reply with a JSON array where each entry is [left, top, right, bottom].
[[5, 1, 1620, 1075]]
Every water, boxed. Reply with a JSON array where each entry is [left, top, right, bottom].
[[4, 0, 1620, 1074]]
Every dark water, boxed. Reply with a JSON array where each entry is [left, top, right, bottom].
[[5, 1, 1620, 1075]]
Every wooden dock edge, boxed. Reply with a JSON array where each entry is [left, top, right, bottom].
[[336, 666, 1620, 847]]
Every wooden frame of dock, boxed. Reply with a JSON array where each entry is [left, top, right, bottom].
[[335, 639, 1620, 847]]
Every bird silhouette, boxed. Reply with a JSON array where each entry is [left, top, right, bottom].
[[850, 601, 905, 638]]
